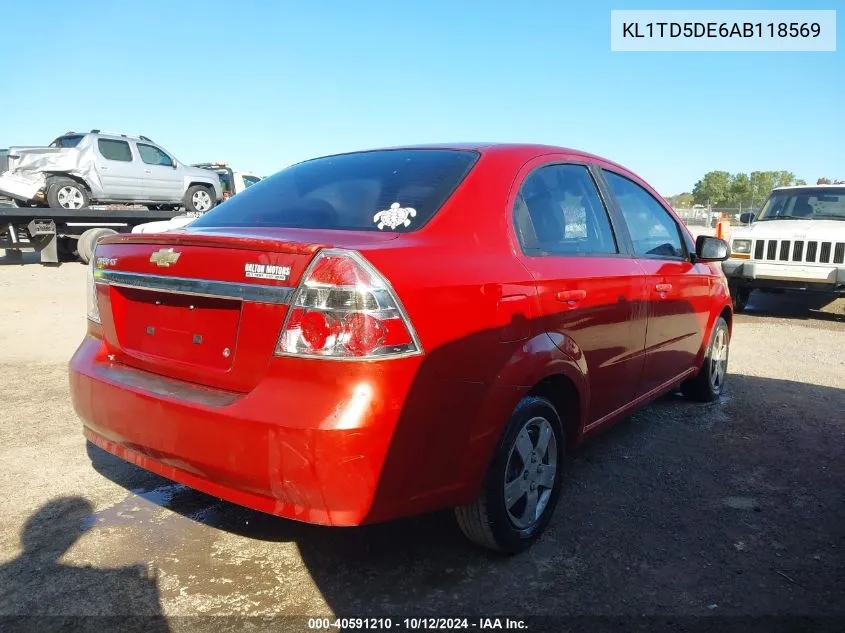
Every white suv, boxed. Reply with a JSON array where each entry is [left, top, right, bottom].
[[132, 164, 263, 234], [0, 131, 223, 213], [722, 185, 845, 311]]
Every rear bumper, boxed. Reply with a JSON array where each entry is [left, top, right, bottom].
[[69, 335, 423, 526], [722, 259, 845, 293], [70, 334, 506, 525]]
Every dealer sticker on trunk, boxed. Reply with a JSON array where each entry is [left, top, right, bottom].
[[244, 263, 291, 281]]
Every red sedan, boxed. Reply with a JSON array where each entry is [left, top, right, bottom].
[[70, 144, 733, 553]]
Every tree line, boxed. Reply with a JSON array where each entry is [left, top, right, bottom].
[[666, 173, 845, 209]]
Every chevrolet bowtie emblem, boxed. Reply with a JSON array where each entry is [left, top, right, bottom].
[[149, 248, 181, 267]]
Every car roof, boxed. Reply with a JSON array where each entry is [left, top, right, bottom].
[[772, 184, 845, 191], [95, 132, 145, 142], [302, 142, 631, 172]]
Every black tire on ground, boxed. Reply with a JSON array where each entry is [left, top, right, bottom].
[[46, 177, 90, 210], [183, 185, 215, 214], [76, 228, 117, 264], [730, 285, 750, 313], [455, 396, 565, 554], [681, 316, 730, 403], [57, 237, 79, 262]]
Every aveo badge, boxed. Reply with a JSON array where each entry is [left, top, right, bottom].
[[244, 263, 291, 281]]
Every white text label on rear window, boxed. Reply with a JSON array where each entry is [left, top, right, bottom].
[[244, 263, 291, 281]]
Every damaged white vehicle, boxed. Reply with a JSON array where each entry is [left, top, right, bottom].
[[132, 163, 263, 234], [0, 130, 223, 213], [723, 185, 845, 311]]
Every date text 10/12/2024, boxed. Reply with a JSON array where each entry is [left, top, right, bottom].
[[308, 617, 528, 630]]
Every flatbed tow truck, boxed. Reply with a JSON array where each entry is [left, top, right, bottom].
[[0, 201, 201, 265]]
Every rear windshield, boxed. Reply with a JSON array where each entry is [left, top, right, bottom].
[[216, 169, 234, 195], [190, 149, 479, 232], [49, 135, 84, 148], [757, 188, 845, 221]]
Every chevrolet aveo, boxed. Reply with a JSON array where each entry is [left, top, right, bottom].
[[70, 144, 733, 553]]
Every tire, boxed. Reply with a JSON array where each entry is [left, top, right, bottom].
[[76, 228, 117, 264], [455, 396, 565, 554], [46, 177, 90, 210], [57, 237, 78, 262], [183, 185, 215, 214], [730, 285, 750, 313], [681, 316, 730, 402]]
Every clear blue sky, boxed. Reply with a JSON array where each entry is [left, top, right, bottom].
[[1, 0, 841, 194]]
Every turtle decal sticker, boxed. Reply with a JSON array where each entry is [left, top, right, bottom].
[[374, 202, 417, 230]]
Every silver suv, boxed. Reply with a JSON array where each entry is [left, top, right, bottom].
[[0, 130, 223, 213]]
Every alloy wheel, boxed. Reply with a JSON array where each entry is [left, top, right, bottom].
[[503, 416, 558, 529], [57, 186, 84, 209]]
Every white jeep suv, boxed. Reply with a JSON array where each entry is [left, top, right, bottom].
[[722, 185, 845, 311]]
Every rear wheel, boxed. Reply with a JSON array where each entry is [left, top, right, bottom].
[[76, 228, 117, 264], [455, 396, 564, 554], [681, 316, 730, 402], [47, 178, 90, 210], [184, 185, 215, 214]]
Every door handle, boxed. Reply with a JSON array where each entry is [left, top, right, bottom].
[[144, 169, 151, 174], [556, 289, 587, 304], [655, 283, 672, 294]]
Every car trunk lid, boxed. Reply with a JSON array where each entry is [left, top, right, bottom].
[[93, 229, 400, 392]]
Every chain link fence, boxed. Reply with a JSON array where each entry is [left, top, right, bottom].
[[674, 207, 758, 228]]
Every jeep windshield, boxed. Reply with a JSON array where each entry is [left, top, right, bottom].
[[189, 149, 479, 232], [756, 188, 845, 221]]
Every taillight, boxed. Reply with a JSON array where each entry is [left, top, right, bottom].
[[275, 249, 422, 359], [86, 251, 101, 324]]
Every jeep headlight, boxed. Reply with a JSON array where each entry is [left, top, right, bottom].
[[731, 239, 751, 255]]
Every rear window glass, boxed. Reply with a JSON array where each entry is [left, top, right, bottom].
[[216, 170, 234, 195], [190, 149, 479, 232], [49, 135, 84, 148], [98, 139, 133, 162]]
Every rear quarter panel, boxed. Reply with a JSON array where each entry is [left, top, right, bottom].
[[361, 150, 589, 509]]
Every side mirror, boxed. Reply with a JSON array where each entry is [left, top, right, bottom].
[[171, 161, 178, 169], [695, 235, 730, 262], [739, 212, 755, 224]]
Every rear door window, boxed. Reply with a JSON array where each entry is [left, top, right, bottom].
[[514, 164, 618, 255], [190, 149, 479, 231], [98, 139, 133, 162]]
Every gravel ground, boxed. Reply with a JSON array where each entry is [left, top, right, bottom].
[[0, 252, 843, 631]]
